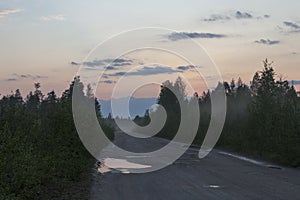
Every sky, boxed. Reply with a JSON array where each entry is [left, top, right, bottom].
[[0, 0, 300, 99]]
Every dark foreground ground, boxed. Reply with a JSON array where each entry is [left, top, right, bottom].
[[89, 132, 300, 200]]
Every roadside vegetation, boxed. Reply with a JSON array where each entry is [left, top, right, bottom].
[[1, 59, 299, 199], [0, 77, 114, 199], [137, 59, 300, 167]]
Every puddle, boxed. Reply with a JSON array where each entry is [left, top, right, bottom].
[[203, 184, 223, 189], [97, 158, 152, 174], [97, 164, 111, 174]]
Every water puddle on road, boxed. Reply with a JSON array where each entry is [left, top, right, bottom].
[[97, 158, 152, 174], [203, 184, 224, 189]]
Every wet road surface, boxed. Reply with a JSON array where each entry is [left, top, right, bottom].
[[90, 131, 300, 200]]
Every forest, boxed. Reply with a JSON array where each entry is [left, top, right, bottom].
[[136, 59, 300, 167], [1, 59, 300, 199], [0, 77, 114, 199]]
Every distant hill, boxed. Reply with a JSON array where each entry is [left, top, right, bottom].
[[99, 97, 157, 118]]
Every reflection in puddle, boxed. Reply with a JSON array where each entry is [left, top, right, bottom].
[[97, 158, 152, 174], [97, 164, 111, 174], [203, 184, 223, 189], [208, 185, 221, 189]]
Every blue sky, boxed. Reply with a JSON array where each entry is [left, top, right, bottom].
[[0, 0, 300, 99]]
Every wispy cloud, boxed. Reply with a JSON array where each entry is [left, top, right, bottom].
[[167, 32, 226, 41], [81, 58, 133, 68], [0, 8, 23, 16], [0, 8, 23, 19], [2, 74, 48, 82], [4, 78, 17, 82], [235, 11, 252, 19], [176, 65, 203, 71], [254, 39, 280, 45], [203, 14, 231, 22], [13, 73, 48, 80], [283, 21, 300, 32], [105, 65, 198, 77], [100, 80, 117, 84], [106, 66, 117, 70], [108, 66, 179, 77], [40, 14, 66, 21], [177, 65, 194, 71], [70, 61, 80, 66], [283, 21, 300, 29], [202, 10, 270, 22], [109, 71, 127, 77]]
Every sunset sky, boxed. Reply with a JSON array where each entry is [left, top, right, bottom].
[[1, 0, 300, 99]]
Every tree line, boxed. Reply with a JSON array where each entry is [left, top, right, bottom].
[[137, 59, 300, 167], [1, 59, 299, 198], [0, 77, 114, 199]]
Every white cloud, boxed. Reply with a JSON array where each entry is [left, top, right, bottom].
[[40, 14, 66, 21], [0, 9, 23, 15], [0, 8, 23, 17]]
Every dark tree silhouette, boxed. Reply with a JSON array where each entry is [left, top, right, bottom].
[[0, 77, 114, 199]]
